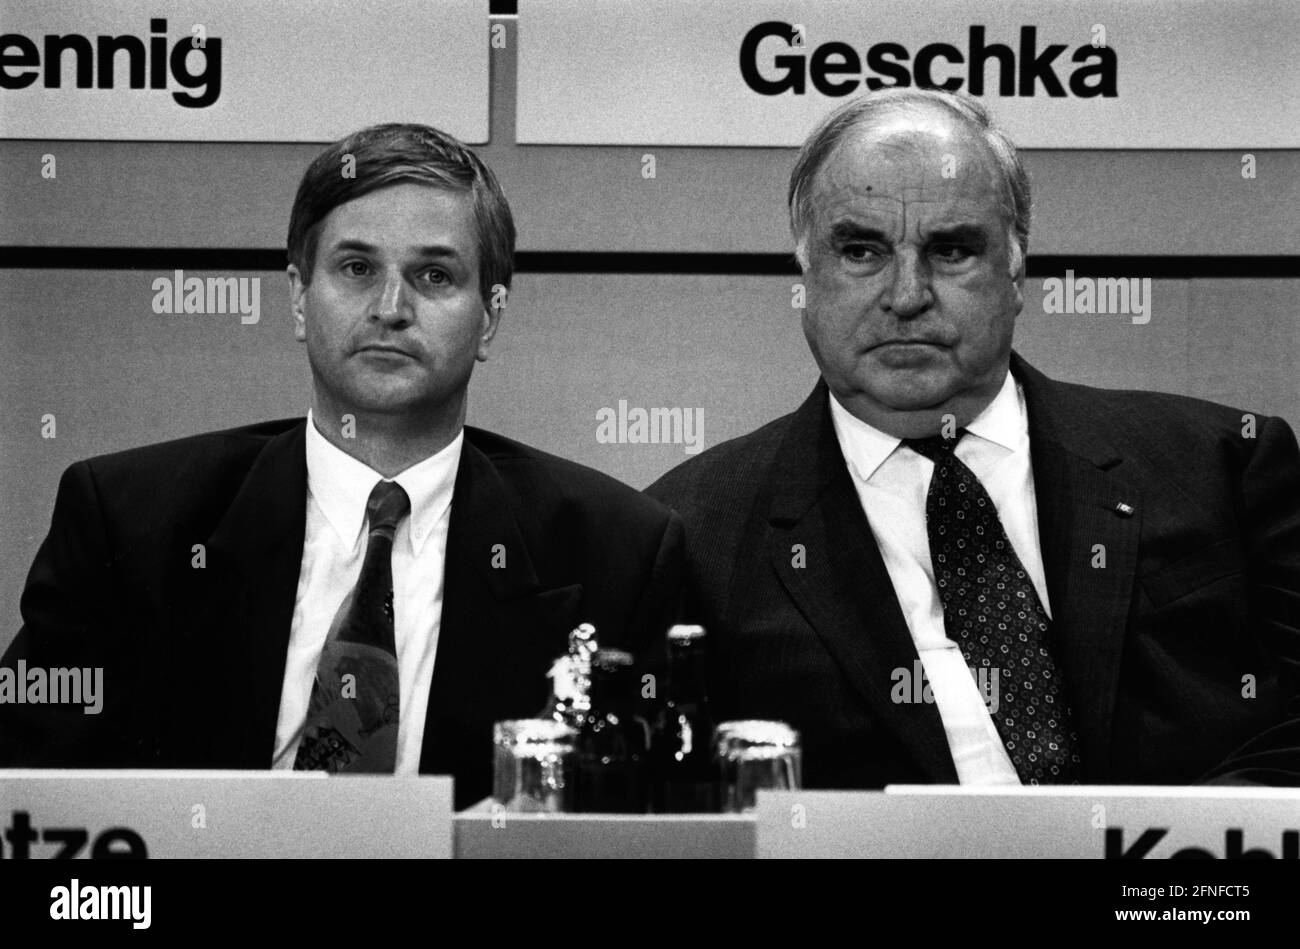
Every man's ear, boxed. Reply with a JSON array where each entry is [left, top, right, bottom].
[[1007, 236, 1026, 313], [288, 264, 308, 342], [476, 290, 505, 362]]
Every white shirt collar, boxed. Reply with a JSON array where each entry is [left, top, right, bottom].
[[304, 409, 463, 555], [829, 368, 1026, 484]]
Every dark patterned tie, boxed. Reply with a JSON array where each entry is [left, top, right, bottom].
[[904, 430, 1082, 784], [294, 480, 410, 773]]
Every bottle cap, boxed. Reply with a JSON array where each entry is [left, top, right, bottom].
[[667, 624, 706, 642], [591, 648, 634, 672]]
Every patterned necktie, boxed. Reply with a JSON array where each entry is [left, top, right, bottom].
[[904, 430, 1082, 785], [294, 480, 410, 773]]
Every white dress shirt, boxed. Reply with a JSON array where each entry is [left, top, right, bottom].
[[272, 410, 463, 773], [828, 370, 1051, 785]]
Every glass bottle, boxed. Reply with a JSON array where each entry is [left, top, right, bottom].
[[574, 648, 649, 813], [652, 624, 720, 812]]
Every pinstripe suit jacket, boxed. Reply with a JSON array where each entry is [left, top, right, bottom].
[[648, 351, 1300, 786]]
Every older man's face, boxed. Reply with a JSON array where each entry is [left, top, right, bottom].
[[800, 115, 1023, 435]]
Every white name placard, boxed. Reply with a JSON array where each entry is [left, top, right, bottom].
[[517, 0, 1300, 148], [0, 771, 454, 858], [756, 786, 1300, 858], [0, 0, 490, 142]]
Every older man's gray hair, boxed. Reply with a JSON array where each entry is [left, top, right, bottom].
[[788, 88, 1031, 276]]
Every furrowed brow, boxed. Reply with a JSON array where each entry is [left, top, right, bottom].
[[924, 224, 990, 247], [828, 221, 891, 244]]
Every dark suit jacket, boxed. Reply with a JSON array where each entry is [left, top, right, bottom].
[[0, 420, 683, 808], [647, 351, 1300, 787]]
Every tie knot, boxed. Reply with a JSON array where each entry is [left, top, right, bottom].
[[366, 480, 410, 534], [903, 429, 965, 461]]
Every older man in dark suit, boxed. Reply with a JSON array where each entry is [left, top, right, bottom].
[[648, 89, 1300, 788], [1, 124, 683, 809]]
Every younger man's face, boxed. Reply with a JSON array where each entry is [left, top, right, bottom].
[[289, 182, 497, 424]]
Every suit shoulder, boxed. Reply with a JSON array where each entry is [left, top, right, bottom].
[[1048, 378, 1279, 448], [65, 418, 303, 516], [1059, 378, 1254, 427], [647, 410, 794, 502], [464, 426, 674, 528], [1032, 374, 1300, 492]]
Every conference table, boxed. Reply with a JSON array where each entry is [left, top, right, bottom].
[[2, 772, 1296, 859]]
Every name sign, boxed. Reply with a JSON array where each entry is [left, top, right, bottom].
[[0, 0, 490, 142], [517, 0, 1300, 148], [0, 771, 454, 858], [756, 786, 1300, 858]]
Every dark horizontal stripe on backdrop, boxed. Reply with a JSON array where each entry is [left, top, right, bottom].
[[1, 248, 1296, 278]]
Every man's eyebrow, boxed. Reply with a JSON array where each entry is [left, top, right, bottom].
[[327, 239, 464, 259], [924, 223, 990, 245], [827, 221, 891, 243]]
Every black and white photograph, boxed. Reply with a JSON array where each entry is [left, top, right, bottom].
[[0, 0, 1296, 927]]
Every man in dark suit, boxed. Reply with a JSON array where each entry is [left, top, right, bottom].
[[648, 89, 1300, 788], [1, 124, 683, 809]]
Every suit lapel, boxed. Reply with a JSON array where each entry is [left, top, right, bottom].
[[420, 436, 582, 774], [1012, 352, 1141, 779], [199, 420, 309, 767], [768, 382, 958, 782]]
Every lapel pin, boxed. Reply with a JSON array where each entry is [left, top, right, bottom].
[[1114, 502, 1135, 518]]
